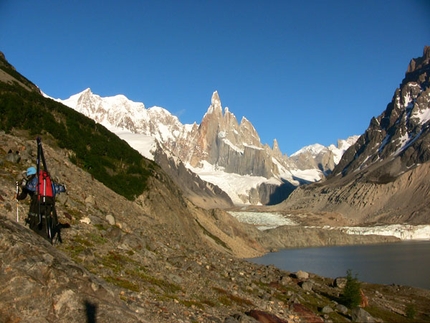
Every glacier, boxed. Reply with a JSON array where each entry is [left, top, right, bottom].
[[227, 211, 430, 240]]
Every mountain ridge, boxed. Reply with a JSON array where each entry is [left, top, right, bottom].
[[57, 88, 356, 205]]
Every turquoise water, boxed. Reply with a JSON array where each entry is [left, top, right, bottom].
[[248, 241, 430, 289]]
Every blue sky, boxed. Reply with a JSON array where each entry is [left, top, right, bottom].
[[1, 1, 429, 155]]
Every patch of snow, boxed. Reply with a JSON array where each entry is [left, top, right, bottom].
[[415, 106, 430, 125], [227, 211, 298, 230], [243, 143, 264, 150], [287, 168, 322, 183], [340, 224, 430, 240], [395, 133, 410, 155], [329, 135, 359, 164], [379, 134, 391, 152], [112, 129, 156, 160], [218, 131, 226, 139], [291, 143, 325, 157], [188, 161, 269, 205], [222, 138, 243, 153], [291, 136, 358, 166]]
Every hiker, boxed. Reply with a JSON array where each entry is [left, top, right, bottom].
[[17, 166, 49, 230], [16, 138, 67, 244]]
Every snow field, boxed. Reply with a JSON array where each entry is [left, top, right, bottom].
[[228, 211, 430, 240]]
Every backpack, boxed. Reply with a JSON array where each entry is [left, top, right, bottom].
[[38, 170, 55, 201], [37, 170, 66, 199]]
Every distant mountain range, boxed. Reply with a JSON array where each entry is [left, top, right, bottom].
[[55, 89, 357, 205]]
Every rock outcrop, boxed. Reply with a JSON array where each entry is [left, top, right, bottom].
[[166, 91, 288, 179]]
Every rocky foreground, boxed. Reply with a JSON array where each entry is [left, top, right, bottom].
[[1, 215, 430, 323], [1, 133, 430, 322]]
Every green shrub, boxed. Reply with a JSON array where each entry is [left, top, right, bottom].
[[340, 269, 362, 308], [405, 303, 416, 319]]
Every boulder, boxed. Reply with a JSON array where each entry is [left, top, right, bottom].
[[301, 281, 314, 291], [280, 275, 292, 285], [351, 307, 375, 323], [335, 304, 349, 315]]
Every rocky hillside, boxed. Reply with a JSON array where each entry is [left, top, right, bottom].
[[0, 52, 40, 93], [1, 133, 429, 323], [277, 46, 430, 225]]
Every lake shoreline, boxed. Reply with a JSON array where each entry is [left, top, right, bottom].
[[249, 240, 430, 290]]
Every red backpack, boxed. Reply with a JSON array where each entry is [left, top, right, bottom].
[[37, 170, 54, 201]]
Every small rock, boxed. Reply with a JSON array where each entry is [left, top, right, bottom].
[[80, 217, 91, 224], [5, 150, 20, 164], [105, 214, 115, 225], [295, 270, 309, 280], [333, 277, 347, 289], [280, 275, 292, 285], [321, 305, 333, 313], [167, 273, 182, 285], [85, 195, 95, 205], [301, 281, 313, 291]]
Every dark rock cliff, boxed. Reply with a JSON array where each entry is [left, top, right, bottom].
[[333, 46, 430, 179], [279, 46, 430, 225]]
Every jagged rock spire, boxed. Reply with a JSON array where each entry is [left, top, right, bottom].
[[406, 45, 430, 74], [208, 91, 222, 116]]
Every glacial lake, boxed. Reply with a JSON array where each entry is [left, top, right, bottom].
[[248, 241, 430, 290]]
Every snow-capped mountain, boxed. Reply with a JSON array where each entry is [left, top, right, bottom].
[[60, 88, 184, 145], [56, 89, 356, 205], [289, 136, 360, 176]]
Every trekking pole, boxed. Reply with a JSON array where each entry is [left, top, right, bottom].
[[15, 181, 19, 222]]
